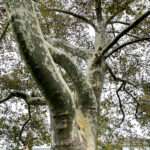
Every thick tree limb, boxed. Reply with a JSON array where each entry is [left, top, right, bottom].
[[94, 11, 150, 64], [48, 8, 98, 31], [0, 91, 27, 104], [105, 37, 150, 58], [46, 42, 97, 110], [48, 38, 92, 60], [6, 0, 74, 115]]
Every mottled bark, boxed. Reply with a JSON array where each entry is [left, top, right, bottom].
[[5, 1, 99, 150]]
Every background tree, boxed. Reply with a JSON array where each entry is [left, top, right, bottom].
[[0, 0, 150, 150]]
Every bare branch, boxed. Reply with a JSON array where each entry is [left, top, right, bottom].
[[94, 11, 150, 64], [48, 38, 92, 60], [6, 0, 74, 114], [123, 85, 139, 119], [105, 1, 137, 25], [48, 8, 98, 31], [19, 97, 31, 146], [106, 63, 136, 87], [0, 21, 10, 42], [116, 83, 125, 125], [105, 37, 150, 58]]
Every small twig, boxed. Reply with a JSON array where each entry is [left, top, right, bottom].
[[123, 85, 139, 119], [106, 62, 136, 87], [0, 21, 10, 42], [116, 82, 125, 126]]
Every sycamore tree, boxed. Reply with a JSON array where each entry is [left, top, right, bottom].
[[0, 0, 150, 150]]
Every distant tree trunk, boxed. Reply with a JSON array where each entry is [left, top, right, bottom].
[[5, 1, 106, 150]]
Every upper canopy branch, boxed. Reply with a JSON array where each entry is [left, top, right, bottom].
[[105, 37, 150, 58], [48, 8, 98, 31], [0, 91, 32, 145], [94, 11, 150, 64], [106, 63, 136, 87]]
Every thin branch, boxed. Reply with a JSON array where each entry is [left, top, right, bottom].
[[0, 91, 32, 145], [0, 21, 10, 42], [48, 38, 92, 60], [0, 92, 46, 105], [105, 37, 150, 58], [116, 82, 125, 125], [19, 98, 31, 146], [96, 11, 150, 63], [123, 85, 139, 119], [0, 91, 27, 104], [107, 30, 140, 39], [111, 21, 130, 26], [111, 21, 150, 37], [106, 62, 136, 87], [48, 8, 98, 31]]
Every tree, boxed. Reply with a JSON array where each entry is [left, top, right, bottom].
[[1, 0, 150, 150]]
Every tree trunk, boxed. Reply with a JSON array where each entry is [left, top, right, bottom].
[[5, 1, 99, 150], [50, 106, 97, 150]]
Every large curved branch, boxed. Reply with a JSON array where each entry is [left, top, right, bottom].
[[5, 1, 74, 115], [48, 8, 98, 31], [102, 11, 150, 55], [46, 42, 97, 110], [0, 91, 27, 104], [105, 37, 150, 58], [0, 91, 32, 145], [94, 11, 150, 64], [19, 97, 31, 146], [106, 63, 136, 87], [123, 85, 139, 119]]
